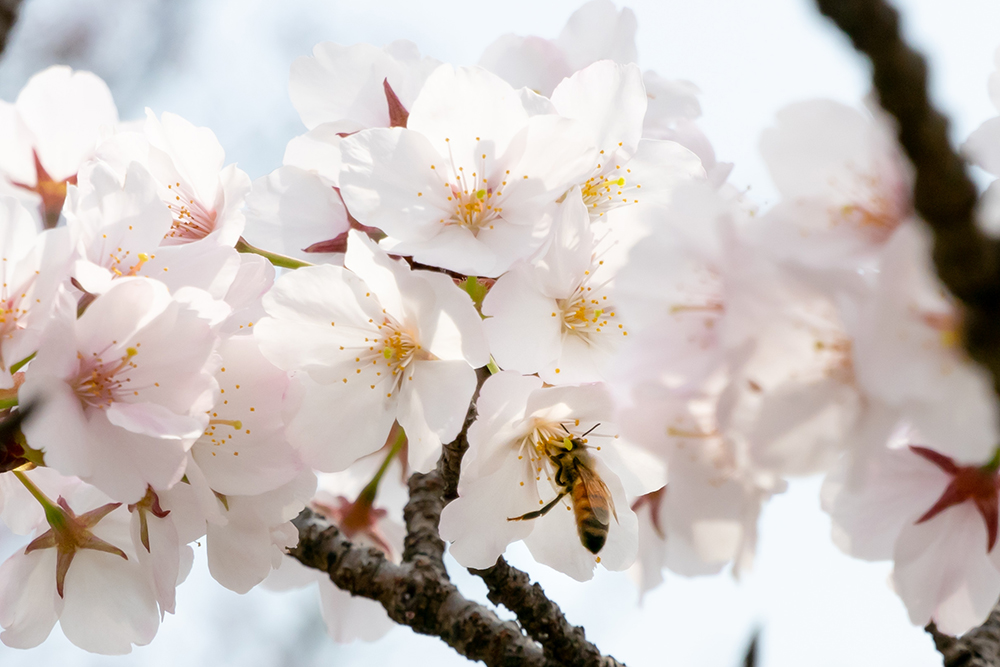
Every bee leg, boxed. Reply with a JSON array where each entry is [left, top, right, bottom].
[[507, 491, 568, 522]]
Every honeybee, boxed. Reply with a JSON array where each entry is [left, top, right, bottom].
[[508, 424, 618, 554]]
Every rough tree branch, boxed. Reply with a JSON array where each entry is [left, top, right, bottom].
[[815, 0, 1000, 661], [471, 556, 625, 667], [292, 367, 626, 665], [0, 0, 23, 56]]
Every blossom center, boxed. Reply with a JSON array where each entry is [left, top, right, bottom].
[[430, 140, 515, 235], [579, 156, 640, 220], [555, 261, 627, 343], [73, 346, 139, 409], [163, 181, 217, 243]]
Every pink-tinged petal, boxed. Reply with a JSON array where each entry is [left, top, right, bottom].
[[408, 270, 488, 366], [551, 60, 646, 157], [194, 337, 300, 495], [20, 377, 93, 481], [555, 0, 638, 72], [16, 67, 118, 182], [339, 127, 450, 241], [408, 65, 530, 162], [522, 492, 598, 582], [538, 331, 612, 385], [439, 448, 537, 569], [129, 509, 180, 614], [0, 549, 59, 649], [747, 377, 860, 476], [0, 101, 36, 185], [623, 138, 707, 208], [106, 401, 206, 440], [893, 503, 1000, 635], [243, 166, 349, 263], [384, 223, 501, 277], [318, 578, 395, 642], [483, 268, 563, 373], [290, 41, 438, 131], [524, 382, 613, 425], [256, 264, 382, 373], [205, 511, 272, 595], [478, 34, 571, 97], [82, 413, 189, 503], [963, 117, 1000, 176], [144, 111, 224, 206], [397, 359, 476, 472], [462, 372, 542, 480], [661, 452, 762, 573], [139, 243, 242, 299], [502, 114, 598, 200], [344, 230, 407, 321], [760, 100, 891, 200], [822, 445, 951, 561], [283, 123, 347, 182], [60, 549, 159, 654], [286, 374, 397, 472]]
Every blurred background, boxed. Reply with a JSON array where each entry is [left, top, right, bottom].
[[1, 0, 998, 664]]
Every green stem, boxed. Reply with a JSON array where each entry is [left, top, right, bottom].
[[986, 446, 1000, 471], [13, 470, 67, 531], [487, 357, 500, 375], [9, 352, 34, 374], [13, 470, 57, 512], [0, 396, 16, 410], [235, 237, 313, 270], [358, 426, 407, 503]]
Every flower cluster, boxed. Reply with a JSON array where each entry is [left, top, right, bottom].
[[1, 0, 1000, 655]]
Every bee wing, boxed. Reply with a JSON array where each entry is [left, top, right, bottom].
[[576, 464, 617, 525]]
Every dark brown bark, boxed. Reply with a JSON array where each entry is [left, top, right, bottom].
[[813, 0, 1000, 662], [0, 0, 23, 56], [470, 556, 626, 667], [291, 508, 547, 667], [929, 615, 1000, 667], [292, 367, 625, 665], [814, 0, 1000, 398]]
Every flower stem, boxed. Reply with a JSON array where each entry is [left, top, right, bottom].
[[487, 357, 500, 375], [235, 237, 313, 270], [358, 425, 407, 503], [12, 469, 64, 528], [9, 352, 34, 374]]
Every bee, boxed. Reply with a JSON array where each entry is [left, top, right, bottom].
[[508, 424, 618, 554]]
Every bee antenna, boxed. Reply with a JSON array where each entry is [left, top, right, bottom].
[[560, 423, 572, 435], [580, 423, 601, 438]]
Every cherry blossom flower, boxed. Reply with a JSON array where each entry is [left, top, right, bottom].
[[0, 66, 118, 229], [483, 193, 630, 384], [478, 0, 637, 97], [439, 372, 650, 581], [255, 231, 488, 472], [0, 468, 159, 653], [823, 434, 1000, 635], [0, 196, 69, 388], [91, 110, 251, 247], [265, 448, 407, 642], [848, 223, 1000, 465], [757, 100, 913, 277], [338, 64, 598, 277], [20, 278, 226, 503]]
